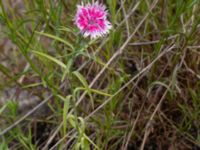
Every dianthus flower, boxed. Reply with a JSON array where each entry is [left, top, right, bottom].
[[75, 2, 112, 39]]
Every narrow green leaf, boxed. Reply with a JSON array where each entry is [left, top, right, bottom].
[[74, 87, 112, 97], [73, 71, 88, 88], [32, 50, 67, 69], [58, 95, 71, 136], [73, 71, 94, 108], [35, 31, 74, 50], [89, 89, 112, 97], [0, 104, 8, 115]]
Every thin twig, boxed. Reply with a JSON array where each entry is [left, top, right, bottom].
[[121, 0, 130, 37]]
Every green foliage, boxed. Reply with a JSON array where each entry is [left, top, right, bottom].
[[0, 0, 200, 149]]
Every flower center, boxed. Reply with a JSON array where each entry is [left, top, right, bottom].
[[88, 18, 96, 25]]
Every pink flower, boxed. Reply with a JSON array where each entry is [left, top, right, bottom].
[[75, 2, 112, 39]]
